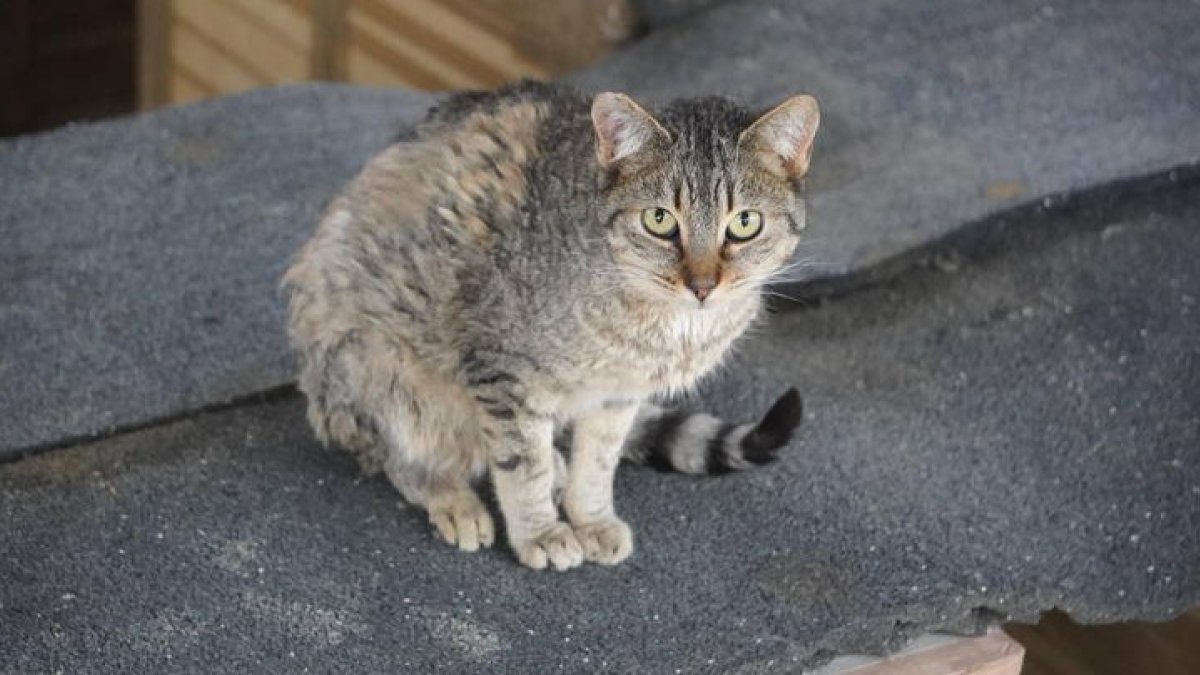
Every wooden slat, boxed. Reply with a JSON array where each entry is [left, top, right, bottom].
[[347, 6, 480, 89], [344, 46, 422, 89], [171, 57, 219, 98], [172, 0, 306, 81], [222, 0, 311, 52], [140, 0, 631, 107], [437, 0, 633, 74], [352, 0, 509, 86], [170, 19, 262, 95], [137, 0, 168, 109], [435, 0, 518, 45], [373, 0, 546, 79], [836, 631, 1025, 675], [170, 68, 213, 104], [346, 26, 443, 90], [310, 0, 344, 78]]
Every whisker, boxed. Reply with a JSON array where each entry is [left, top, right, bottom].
[[759, 289, 809, 305]]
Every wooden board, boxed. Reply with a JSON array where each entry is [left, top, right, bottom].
[[1006, 608, 1200, 675], [137, 0, 636, 108], [816, 631, 1025, 675]]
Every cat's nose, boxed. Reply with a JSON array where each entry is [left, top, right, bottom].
[[686, 274, 718, 301]]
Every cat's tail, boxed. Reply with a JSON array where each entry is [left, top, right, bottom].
[[621, 388, 804, 475]]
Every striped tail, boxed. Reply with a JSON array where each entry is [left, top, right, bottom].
[[622, 388, 804, 475]]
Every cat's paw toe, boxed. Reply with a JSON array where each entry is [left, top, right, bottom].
[[574, 517, 633, 565], [512, 522, 583, 571], [428, 492, 495, 552]]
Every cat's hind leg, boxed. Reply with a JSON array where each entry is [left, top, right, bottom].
[[382, 443, 495, 553], [379, 381, 495, 553]]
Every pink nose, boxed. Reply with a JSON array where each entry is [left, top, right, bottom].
[[687, 275, 717, 301]]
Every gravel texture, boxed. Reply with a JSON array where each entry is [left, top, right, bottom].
[[4, 177, 1197, 672], [4, 1, 1200, 454]]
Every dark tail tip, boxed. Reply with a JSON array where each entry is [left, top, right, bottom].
[[742, 388, 804, 464]]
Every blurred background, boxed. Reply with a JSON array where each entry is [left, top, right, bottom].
[[0, 0, 640, 138]]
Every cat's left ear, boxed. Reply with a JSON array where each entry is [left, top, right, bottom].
[[738, 95, 820, 180], [592, 92, 670, 169]]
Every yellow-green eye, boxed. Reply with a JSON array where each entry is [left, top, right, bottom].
[[726, 210, 763, 241], [641, 207, 678, 238]]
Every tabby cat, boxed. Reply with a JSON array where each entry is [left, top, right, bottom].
[[284, 81, 819, 570]]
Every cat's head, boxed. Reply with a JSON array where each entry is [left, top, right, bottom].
[[592, 91, 819, 308]]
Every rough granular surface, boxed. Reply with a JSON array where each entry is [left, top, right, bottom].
[[5, 1, 1200, 454], [573, 0, 1200, 290], [0, 86, 432, 455], [4, 179, 1196, 672], [3, 0, 1200, 669]]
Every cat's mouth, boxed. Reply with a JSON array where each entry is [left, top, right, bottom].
[[640, 273, 732, 308], [676, 284, 724, 309]]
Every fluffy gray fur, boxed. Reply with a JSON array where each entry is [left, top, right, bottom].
[[284, 81, 819, 570]]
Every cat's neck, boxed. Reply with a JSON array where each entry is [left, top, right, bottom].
[[583, 283, 761, 349], [574, 286, 759, 396]]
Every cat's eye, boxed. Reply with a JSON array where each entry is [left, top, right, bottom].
[[726, 210, 764, 241], [641, 207, 679, 238]]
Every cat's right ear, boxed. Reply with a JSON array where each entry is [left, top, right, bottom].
[[591, 92, 670, 169]]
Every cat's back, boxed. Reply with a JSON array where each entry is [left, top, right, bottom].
[[322, 81, 590, 257], [417, 79, 587, 138], [284, 82, 592, 346]]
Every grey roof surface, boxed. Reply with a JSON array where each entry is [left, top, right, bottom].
[[3, 178, 1197, 672], [3, 0, 1200, 670], [3, 0, 1200, 455], [0, 86, 433, 456], [630, 0, 724, 28], [571, 0, 1200, 290]]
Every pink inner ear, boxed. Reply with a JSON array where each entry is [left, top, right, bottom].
[[593, 93, 664, 166], [596, 111, 647, 164], [743, 96, 820, 178], [768, 121, 812, 165]]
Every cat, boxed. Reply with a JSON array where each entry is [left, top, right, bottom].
[[283, 80, 819, 570]]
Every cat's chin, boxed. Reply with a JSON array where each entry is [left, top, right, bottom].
[[678, 286, 756, 311], [675, 293, 727, 312]]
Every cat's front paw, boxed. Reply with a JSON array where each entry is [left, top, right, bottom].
[[511, 522, 583, 571], [573, 517, 633, 565]]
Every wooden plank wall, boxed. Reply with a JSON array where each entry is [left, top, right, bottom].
[[343, 0, 544, 89], [139, 0, 636, 109], [149, 0, 313, 106]]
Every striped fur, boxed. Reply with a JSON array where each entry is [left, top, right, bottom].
[[284, 81, 819, 570], [622, 388, 804, 475], [552, 388, 803, 480]]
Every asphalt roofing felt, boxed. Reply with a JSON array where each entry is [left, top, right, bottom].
[[2, 0, 1199, 670], [4, 0, 1200, 455], [4, 174, 1198, 673]]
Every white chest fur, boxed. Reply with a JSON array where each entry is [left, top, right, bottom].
[[645, 308, 749, 392], [576, 297, 759, 400]]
